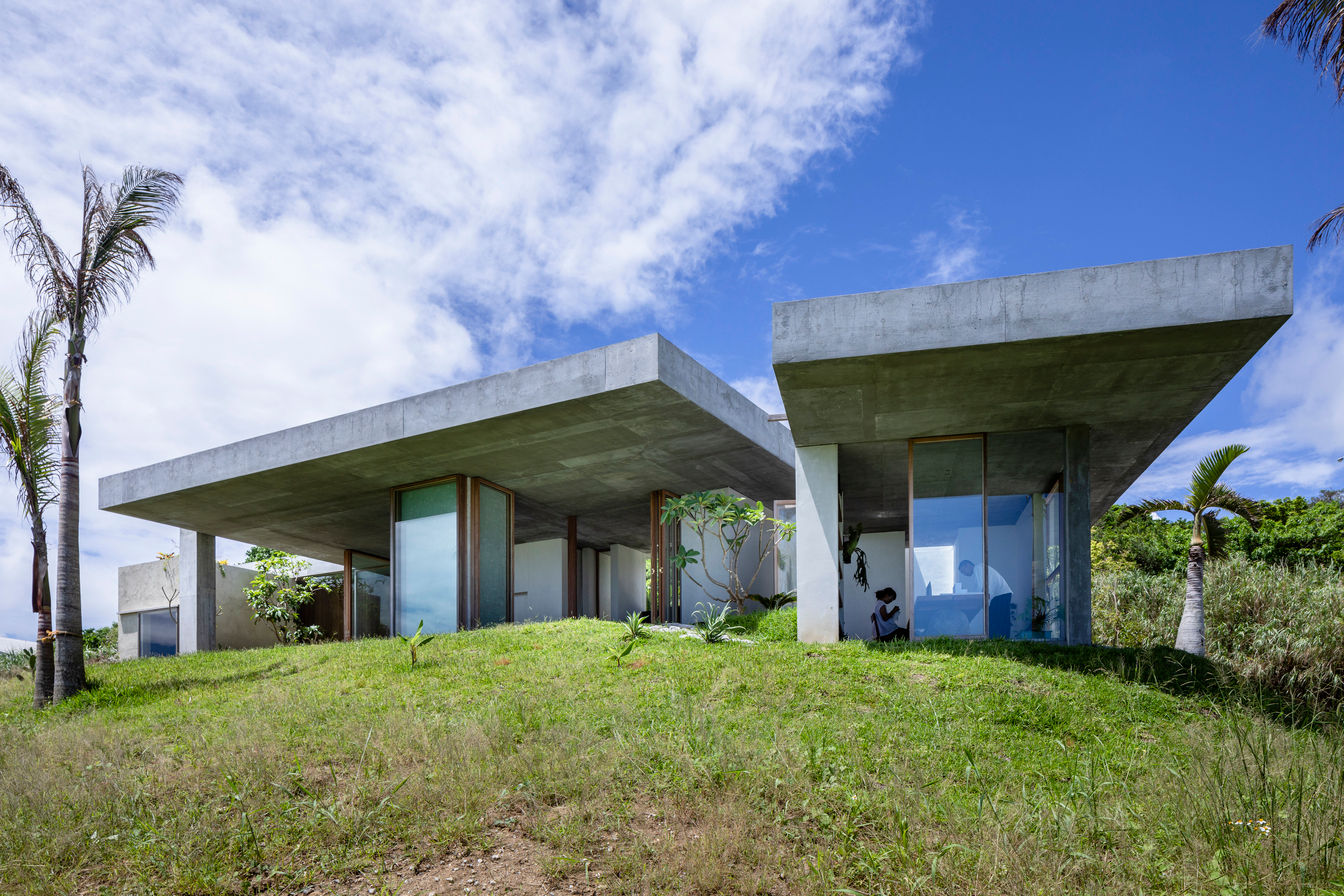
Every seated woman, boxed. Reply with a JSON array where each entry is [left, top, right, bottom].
[[871, 587, 906, 642]]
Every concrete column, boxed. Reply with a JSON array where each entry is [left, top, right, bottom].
[[177, 529, 216, 654], [1063, 426, 1092, 645], [796, 444, 840, 643]]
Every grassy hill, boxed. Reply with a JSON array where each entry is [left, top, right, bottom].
[[1, 617, 1342, 896]]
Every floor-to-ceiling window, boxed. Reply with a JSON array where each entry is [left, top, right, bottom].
[[987, 430, 1066, 641], [909, 436, 986, 638], [473, 478, 513, 628], [393, 477, 462, 635], [138, 608, 178, 657]]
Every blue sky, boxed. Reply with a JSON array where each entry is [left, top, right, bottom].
[[1, 0, 1341, 636]]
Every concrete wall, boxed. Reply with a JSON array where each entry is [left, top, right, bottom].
[[118, 557, 274, 659], [513, 539, 567, 622], [796, 444, 840, 642], [598, 551, 612, 619], [579, 548, 598, 617]]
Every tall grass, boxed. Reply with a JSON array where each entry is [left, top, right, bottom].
[[1093, 557, 1344, 718]]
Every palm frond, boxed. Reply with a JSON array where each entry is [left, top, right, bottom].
[[0, 164, 75, 311], [1188, 444, 1250, 508], [1113, 498, 1189, 525], [1264, 0, 1344, 101], [1202, 512, 1229, 560], [1205, 484, 1263, 528], [1307, 201, 1344, 249], [0, 309, 61, 521], [80, 167, 182, 325]]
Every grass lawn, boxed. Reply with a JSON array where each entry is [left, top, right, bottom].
[[1, 617, 1342, 895]]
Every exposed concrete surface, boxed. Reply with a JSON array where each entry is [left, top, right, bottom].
[[1064, 426, 1093, 645], [99, 335, 795, 565], [118, 556, 273, 659], [178, 530, 216, 654], [795, 444, 839, 643], [513, 539, 566, 623], [772, 247, 1293, 520]]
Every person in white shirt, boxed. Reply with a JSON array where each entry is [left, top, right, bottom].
[[958, 560, 1013, 638], [871, 587, 905, 642]]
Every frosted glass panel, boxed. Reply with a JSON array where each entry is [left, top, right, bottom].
[[395, 481, 458, 635], [911, 438, 986, 639], [477, 482, 510, 627]]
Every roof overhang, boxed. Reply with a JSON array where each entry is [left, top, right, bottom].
[[100, 335, 795, 564], [772, 246, 1293, 520]]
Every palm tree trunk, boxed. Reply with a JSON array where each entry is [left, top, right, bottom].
[[1174, 541, 1206, 656], [52, 331, 85, 701], [32, 525, 53, 707]]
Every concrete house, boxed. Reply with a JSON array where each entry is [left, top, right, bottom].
[[102, 247, 1293, 654]]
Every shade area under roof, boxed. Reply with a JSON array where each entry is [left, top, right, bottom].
[[772, 246, 1293, 521], [99, 335, 795, 564]]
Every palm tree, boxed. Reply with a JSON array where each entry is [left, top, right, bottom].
[[0, 164, 182, 700], [1263, 0, 1344, 247], [1117, 445, 1261, 656], [0, 310, 61, 706]]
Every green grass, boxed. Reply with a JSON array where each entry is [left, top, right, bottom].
[[2, 616, 1342, 895]]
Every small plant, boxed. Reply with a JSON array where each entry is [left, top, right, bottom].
[[621, 611, 649, 641], [243, 551, 324, 644], [752, 590, 797, 610], [398, 620, 435, 667], [607, 639, 635, 667], [692, 602, 745, 644]]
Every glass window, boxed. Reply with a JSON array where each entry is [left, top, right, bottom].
[[910, 437, 986, 639], [476, 481, 511, 627], [138, 608, 178, 657], [394, 479, 459, 635], [351, 554, 391, 638], [987, 430, 1066, 641]]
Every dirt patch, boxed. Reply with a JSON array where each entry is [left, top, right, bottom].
[[321, 827, 601, 896]]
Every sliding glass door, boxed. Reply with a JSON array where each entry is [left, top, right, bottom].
[[473, 478, 513, 628]]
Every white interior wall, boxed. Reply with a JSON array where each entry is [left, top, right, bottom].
[[513, 539, 566, 622], [580, 547, 598, 617], [842, 530, 905, 640], [597, 551, 612, 620], [608, 544, 647, 620], [988, 502, 1035, 635]]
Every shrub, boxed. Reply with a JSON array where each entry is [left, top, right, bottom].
[[1094, 556, 1344, 716]]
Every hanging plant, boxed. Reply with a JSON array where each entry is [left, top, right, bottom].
[[842, 523, 869, 592]]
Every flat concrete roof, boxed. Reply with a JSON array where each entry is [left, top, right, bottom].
[[100, 335, 795, 563], [772, 247, 1293, 520]]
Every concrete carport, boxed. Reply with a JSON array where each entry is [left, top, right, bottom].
[[100, 334, 795, 651], [773, 247, 1293, 644]]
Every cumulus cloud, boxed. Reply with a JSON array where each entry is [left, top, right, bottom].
[[0, 0, 924, 635], [730, 375, 785, 416], [1123, 249, 1344, 500]]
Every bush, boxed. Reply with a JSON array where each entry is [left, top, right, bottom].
[[1094, 556, 1344, 716]]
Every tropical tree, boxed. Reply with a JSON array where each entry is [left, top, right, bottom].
[[1115, 444, 1261, 656], [1263, 0, 1344, 247], [0, 163, 182, 700], [0, 309, 61, 706]]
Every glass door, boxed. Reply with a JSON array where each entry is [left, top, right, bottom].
[[393, 477, 462, 635], [472, 478, 513, 628], [348, 551, 391, 638], [909, 436, 987, 639]]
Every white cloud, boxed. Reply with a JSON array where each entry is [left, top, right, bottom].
[[730, 375, 785, 416], [912, 207, 986, 283], [1123, 249, 1344, 501], [0, 1, 924, 636]]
